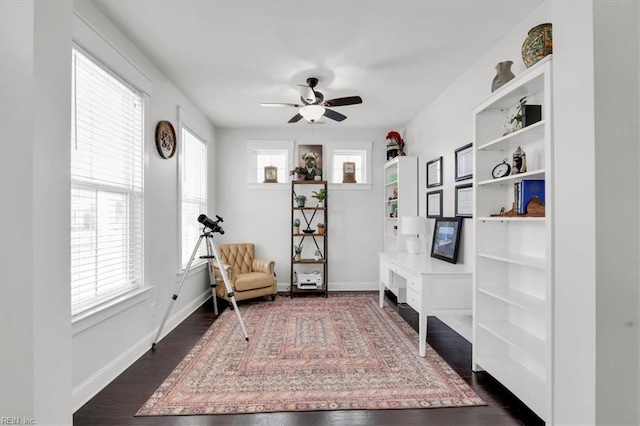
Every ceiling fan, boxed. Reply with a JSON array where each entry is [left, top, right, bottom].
[[261, 77, 363, 123]]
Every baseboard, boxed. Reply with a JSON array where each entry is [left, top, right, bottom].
[[277, 281, 378, 293], [72, 289, 211, 412]]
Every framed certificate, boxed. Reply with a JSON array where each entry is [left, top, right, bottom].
[[426, 156, 443, 188], [454, 143, 473, 181], [455, 183, 473, 218], [426, 190, 443, 218]]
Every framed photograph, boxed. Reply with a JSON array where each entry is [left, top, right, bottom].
[[297, 144, 323, 181], [430, 217, 463, 264], [455, 183, 473, 218], [426, 190, 443, 218], [426, 156, 443, 188], [263, 166, 278, 183], [454, 143, 473, 181]]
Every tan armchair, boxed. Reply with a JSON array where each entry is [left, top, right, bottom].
[[209, 243, 276, 307]]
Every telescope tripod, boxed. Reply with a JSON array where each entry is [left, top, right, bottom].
[[152, 216, 249, 349]]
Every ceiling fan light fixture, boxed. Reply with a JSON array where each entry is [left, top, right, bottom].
[[299, 105, 325, 122]]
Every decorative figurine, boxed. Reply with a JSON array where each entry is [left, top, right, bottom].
[[386, 131, 406, 160], [511, 146, 527, 174]]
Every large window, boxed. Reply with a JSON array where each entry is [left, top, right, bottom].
[[70, 48, 144, 316], [180, 128, 207, 269]]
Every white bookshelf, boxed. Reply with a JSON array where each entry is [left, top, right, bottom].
[[472, 56, 553, 421], [383, 156, 418, 253]]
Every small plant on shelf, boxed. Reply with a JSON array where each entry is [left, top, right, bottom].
[[504, 96, 528, 135], [317, 222, 325, 235], [295, 195, 307, 207], [311, 188, 327, 207], [293, 218, 300, 233], [294, 244, 303, 261]]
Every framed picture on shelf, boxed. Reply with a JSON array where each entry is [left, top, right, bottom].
[[430, 217, 463, 264], [454, 143, 473, 181], [426, 190, 443, 218], [455, 183, 473, 218], [426, 156, 443, 188]]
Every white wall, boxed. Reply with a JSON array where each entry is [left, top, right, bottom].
[[1, 1, 73, 424], [215, 127, 386, 290], [593, 2, 640, 425]]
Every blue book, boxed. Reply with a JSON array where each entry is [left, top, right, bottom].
[[520, 179, 545, 213]]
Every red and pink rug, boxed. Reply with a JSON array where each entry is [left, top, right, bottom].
[[137, 294, 484, 416]]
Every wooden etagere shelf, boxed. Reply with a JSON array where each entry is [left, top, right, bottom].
[[472, 55, 553, 421], [290, 180, 328, 298]]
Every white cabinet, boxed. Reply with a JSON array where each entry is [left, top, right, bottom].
[[383, 156, 418, 252], [472, 56, 553, 421]]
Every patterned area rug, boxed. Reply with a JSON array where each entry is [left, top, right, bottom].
[[137, 294, 484, 416]]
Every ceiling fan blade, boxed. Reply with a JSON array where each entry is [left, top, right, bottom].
[[323, 96, 363, 108], [297, 85, 316, 104], [288, 113, 303, 123], [323, 108, 347, 122], [261, 102, 302, 108]]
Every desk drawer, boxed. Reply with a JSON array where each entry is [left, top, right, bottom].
[[405, 272, 422, 297], [379, 260, 390, 286], [406, 287, 421, 312]]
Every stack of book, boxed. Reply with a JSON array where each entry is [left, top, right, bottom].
[[514, 179, 545, 215]]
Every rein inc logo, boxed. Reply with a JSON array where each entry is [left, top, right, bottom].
[[1, 418, 35, 425]]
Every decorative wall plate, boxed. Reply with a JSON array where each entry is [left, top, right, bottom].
[[155, 120, 177, 159]]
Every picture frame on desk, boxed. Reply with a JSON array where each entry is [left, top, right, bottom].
[[454, 143, 473, 181], [426, 156, 443, 188], [431, 217, 463, 264], [426, 190, 443, 218]]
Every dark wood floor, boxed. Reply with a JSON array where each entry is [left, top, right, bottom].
[[74, 292, 544, 425]]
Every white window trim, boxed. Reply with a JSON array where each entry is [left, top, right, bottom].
[[246, 139, 294, 190], [177, 106, 208, 272], [324, 140, 373, 190], [70, 45, 145, 319]]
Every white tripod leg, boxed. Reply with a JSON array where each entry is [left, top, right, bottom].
[[152, 234, 204, 349], [208, 239, 250, 341], [204, 235, 219, 316]]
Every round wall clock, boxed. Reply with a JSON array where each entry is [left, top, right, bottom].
[[155, 120, 177, 159], [492, 158, 511, 178]]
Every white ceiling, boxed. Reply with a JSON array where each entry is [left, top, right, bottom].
[[93, 0, 542, 130]]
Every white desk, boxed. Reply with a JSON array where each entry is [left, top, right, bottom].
[[379, 252, 472, 357]]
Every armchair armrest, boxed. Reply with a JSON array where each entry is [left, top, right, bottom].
[[252, 258, 275, 275], [211, 261, 235, 284]]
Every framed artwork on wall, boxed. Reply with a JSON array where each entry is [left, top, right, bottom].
[[426, 190, 443, 218], [426, 156, 443, 188], [430, 217, 463, 264], [454, 143, 473, 181], [455, 183, 473, 218]]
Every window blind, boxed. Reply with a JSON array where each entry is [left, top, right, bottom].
[[180, 128, 207, 269], [71, 48, 144, 316]]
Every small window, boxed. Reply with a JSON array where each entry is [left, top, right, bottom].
[[246, 140, 294, 186], [331, 150, 367, 184], [255, 150, 287, 183]]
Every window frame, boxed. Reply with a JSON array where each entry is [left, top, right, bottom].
[[70, 45, 145, 317], [246, 140, 295, 189], [324, 141, 373, 189], [178, 124, 208, 270]]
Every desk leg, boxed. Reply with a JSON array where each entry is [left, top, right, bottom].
[[379, 281, 385, 308], [419, 312, 427, 357]]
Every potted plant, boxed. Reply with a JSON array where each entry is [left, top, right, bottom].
[[314, 249, 322, 261], [317, 222, 325, 235], [506, 96, 528, 134], [295, 195, 307, 208], [293, 218, 300, 234], [294, 245, 303, 261], [311, 188, 327, 207]]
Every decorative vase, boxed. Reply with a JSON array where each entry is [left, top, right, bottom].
[[491, 61, 515, 92], [293, 226, 299, 234], [521, 23, 552, 68]]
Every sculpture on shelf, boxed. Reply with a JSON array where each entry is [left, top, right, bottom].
[[386, 131, 406, 160], [491, 61, 515, 92]]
